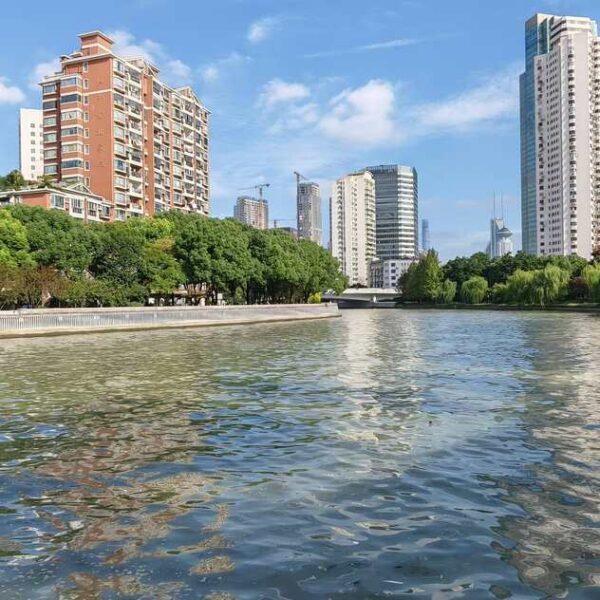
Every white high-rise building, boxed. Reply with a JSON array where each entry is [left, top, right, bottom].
[[297, 181, 322, 245], [487, 218, 514, 258], [234, 196, 269, 230], [521, 14, 600, 258], [330, 171, 376, 287], [19, 109, 44, 181], [366, 164, 418, 260]]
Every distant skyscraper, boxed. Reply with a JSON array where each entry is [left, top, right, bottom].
[[330, 171, 376, 287], [421, 219, 431, 253], [234, 196, 269, 229], [487, 218, 514, 259], [19, 109, 44, 181], [297, 180, 322, 245], [366, 164, 418, 260], [520, 13, 600, 258]]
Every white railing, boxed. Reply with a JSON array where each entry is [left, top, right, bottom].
[[0, 304, 339, 336]]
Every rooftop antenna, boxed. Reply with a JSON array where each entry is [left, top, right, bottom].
[[501, 194, 505, 221], [493, 192, 496, 220]]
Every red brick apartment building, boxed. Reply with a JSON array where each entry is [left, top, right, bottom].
[[37, 31, 209, 221]]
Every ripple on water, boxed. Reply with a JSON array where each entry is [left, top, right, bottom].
[[0, 311, 599, 598]]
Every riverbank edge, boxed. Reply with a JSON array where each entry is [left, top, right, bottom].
[[394, 303, 600, 313], [0, 305, 341, 339]]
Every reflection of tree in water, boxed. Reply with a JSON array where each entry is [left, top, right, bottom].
[[0, 332, 243, 599], [493, 316, 600, 598]]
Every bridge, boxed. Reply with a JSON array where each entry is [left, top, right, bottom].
[[322, 288, 401, 309]]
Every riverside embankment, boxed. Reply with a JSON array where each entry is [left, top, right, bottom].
[[0, 303, 340, 338]]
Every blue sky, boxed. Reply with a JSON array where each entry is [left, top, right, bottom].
[[1, 0, 599, 259]]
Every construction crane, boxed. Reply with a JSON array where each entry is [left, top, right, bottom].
[[238, 183, 270, 199], [294, 171, 308, 186]]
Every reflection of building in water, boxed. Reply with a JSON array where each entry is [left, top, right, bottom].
[[0, 331, 234, 595], [332, 311, 423, 447], [495, 315, 600, 597]]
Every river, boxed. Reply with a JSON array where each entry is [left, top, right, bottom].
[[0, 309, 599, 599]]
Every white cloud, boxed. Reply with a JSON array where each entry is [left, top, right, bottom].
[[166, 59, 193, 86], [259, 79, 310, 108], [109, 29, 160, 62], [305, 37, 423, 58], [0, 78, 25, 104], [267, 102, 320, 134], [107, 29, 192, 86], [319, 80, 398, 146], [200, 52, 250, 84], [247, 17, 280, 44], [415, 67, 520, 131], [29, 59, 60, 90]]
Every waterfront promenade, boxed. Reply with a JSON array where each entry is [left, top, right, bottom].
[[0, 304, 339, 338]]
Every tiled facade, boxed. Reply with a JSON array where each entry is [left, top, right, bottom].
[[40, 31, 209, 221]]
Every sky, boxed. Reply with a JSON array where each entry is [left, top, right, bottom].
[[1, 0, 600, 260]]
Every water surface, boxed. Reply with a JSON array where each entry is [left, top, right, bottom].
[[0, 310, 599, 599]]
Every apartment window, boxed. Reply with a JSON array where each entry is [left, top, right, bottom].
[[71, 198, 83, 214], [50, 194, 64, 208], [114, 125, 126, 140], [84, 129, 89, 138], [61, 127, 83, 137], [43, 132, 57, 143], [115, 192, 128, 205], [114, 142, 126, 156], [60, 94, 82, 104], [43, 116, 57, 127], [44, 149, 57, 159], [84, 145, 89, 155], [114, 109, 126, 124], [84, 112, 89, 122], [61, 143, 82, 153], [82, 62, 88, 73], [61, 159, 83, 169], [61, 76, 79, 87], [83, 96, 89, 105], [42, 83, 57, 95], [30, 131, 36, 137], [43, 100, 57, 110], [85, 161, 90, 171], [114, 159, 127, 172], [83, 79, 89, 90], [61, 109, 82, 121]]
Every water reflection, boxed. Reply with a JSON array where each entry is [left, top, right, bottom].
[[494, 314, 600, 598], [0, 312, 598, 598]]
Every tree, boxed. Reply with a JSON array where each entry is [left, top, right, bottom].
[[444, 252, 490, 289], [460, 276, 489, 304], [2, 170, 26, 190], [140, 238, 185, 294], [403, 250, 443, 303], [582, 264, 600, 303], [0, 210, 30, 266], [438, 279, 457, 304]]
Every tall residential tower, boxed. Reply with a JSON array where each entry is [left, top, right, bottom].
[[19, 109, 44, 181], [234, 196, 269, 230], [296, 180, 322, 245], [520, 14, 600, 258], [366, 164, 419, 260], [330, 171, 376, 287], [40, 31, 210, 221]]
